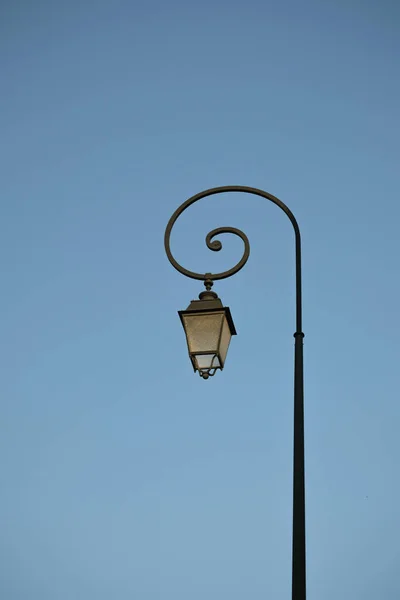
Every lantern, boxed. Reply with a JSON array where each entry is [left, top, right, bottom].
[[179, 290, 236, 379]]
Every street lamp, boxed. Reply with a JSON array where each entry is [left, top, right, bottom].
[[164, 185, 306, 600], [179, 283, 236, 379]]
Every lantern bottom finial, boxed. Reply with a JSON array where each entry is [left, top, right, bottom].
[[199, 368, 218, 380]]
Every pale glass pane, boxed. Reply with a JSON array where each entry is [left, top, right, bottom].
[[194, 353, 220, 369], [182, 313, 224, 354], [219, 316, 232, 366], [211, 355, 221, 368]]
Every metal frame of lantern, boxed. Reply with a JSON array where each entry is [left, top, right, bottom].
[[164, 185, 306, 600]]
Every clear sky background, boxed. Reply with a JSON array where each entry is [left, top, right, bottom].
[[1, 1, 399, 599]]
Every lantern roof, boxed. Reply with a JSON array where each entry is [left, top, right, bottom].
[[178, 290, 237, 336]]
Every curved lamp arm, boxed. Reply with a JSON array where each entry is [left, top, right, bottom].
[[164, 185, 303, 334]]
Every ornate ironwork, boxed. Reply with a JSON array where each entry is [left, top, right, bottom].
[[165, 217, 250, 282], [164, 185, 303, 333]]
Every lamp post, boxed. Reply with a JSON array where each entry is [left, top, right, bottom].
[[164, 185, 306, 600]]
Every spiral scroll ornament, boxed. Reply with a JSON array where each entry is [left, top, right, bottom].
[[164, 185, 303, 332], [164, 203, 250, 284]]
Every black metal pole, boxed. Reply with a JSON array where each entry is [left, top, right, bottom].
[[292, 209, 306, 600], [293, 332, 306, 600], [164, 185, 306, 599]]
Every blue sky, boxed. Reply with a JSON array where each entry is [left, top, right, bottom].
[[1, 1, 399, 598]]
